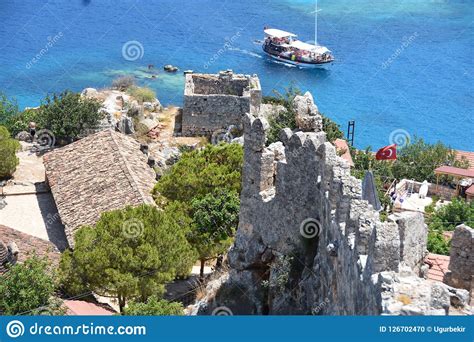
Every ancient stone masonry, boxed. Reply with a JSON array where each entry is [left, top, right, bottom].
[[444, 225, 474, 294], [182, 70, 261, 137], [195, 93, 472, 315]]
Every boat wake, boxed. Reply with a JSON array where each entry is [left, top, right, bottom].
[[228, 47, 263, 59], [266, 58, 298, 68]]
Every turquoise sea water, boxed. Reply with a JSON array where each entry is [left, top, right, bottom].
[[0, 0, 472, 150]]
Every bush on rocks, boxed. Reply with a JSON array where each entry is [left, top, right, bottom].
[[112, 76, 136, 91], [127, 86, 156, 104], [0, 125, 20, 179]]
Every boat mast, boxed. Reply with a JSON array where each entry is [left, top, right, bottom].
[[315, 0, 318, 45]]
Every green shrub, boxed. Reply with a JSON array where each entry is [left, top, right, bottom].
[[427, 229, 450, 256], [0, 125, 20, 179], [4, 108, 39, 137], [427, 198, 474, 231], [127, 86, 156, 103], [37, 91, 103, 142], [322, 115, 344, 142], [58, 204, 197, 313], [123, 297, 183, 316], [189, 189, 240, 277], [426, 198, 473, 255], [392, 137, 467, 183], [264, 87, 300, 145], [0, 92, 19, 127], [0, 256, 56, 315], [153, 143, 243, 203]]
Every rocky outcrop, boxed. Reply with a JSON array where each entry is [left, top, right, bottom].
[[80, 88, 162, 135], [15, 131, 32, 142], [293, 92, 323, 132], [196, 107, 471, 316], [116, 116, 135, 135], [164, 65, 179, 73]]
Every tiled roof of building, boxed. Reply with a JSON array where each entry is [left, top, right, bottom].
[[424, 253, 450, 282], [0, 225, 60, 274], [434, 165, 474, 179], [43, 129, 156, 246], [455, 150, 474, 171], [64, 300, 115, 316], [466, 184, 474, 196], [0, 240, 9, 274], [334, 139, 354, 167]]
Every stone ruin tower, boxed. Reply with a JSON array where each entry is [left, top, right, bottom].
[[182, 70, 261, 137], [194, 92, 471, 316]]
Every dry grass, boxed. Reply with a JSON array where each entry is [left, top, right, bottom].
[[397, 294, 412, 305]]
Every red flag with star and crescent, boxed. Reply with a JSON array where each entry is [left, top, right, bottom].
[[375, 144, 397, 160]]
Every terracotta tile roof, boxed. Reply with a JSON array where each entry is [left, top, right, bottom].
[[434, 165, 474, 179], [0, 240, 9, 274], [334, 138, 354, 167], [442, 231, 454, 240], [43, 129, 156, 247], [64, 300, 115, 316], [466, 184, 474, 196], [0, 225, 60, 275], [455, 150, 474, 171], [424, 253, 450, 282]]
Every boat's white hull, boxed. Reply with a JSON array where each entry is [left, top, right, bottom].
[[266, 53, 332, 69]]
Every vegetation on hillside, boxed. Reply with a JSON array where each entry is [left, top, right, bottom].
[[112, 76, 136, 91], [425, 199, 473, 255], [58, 204, 197, 313], [127, 86, 156, 103], [153, 143, 243, 203], [37, 91, 103, 142], [0, 125, 20, 179], [0, 91, 103, 143], [351, 137, 468, 184], [392, 138, 468, 183], [123, 296, 184, 316], [0, 256, 63, 315], [349, 137, 469, 220], [0, 92, 19, 127], [263, 86, 344, 145], [189, 189, 240, 276], [153, 143, 243, 277]]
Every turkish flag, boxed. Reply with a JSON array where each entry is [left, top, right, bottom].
[[376, 144, 397, 160]]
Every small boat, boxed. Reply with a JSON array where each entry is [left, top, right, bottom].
[[262, 1, 334, 68], [262, 28, 334, 68]]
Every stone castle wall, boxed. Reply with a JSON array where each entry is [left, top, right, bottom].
[[182, 71, 261, 137], [196, 93, 471, 315]]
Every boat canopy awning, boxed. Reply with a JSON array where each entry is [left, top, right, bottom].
[[264, 28, 297, 38], [290, 40, 330, 54]]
